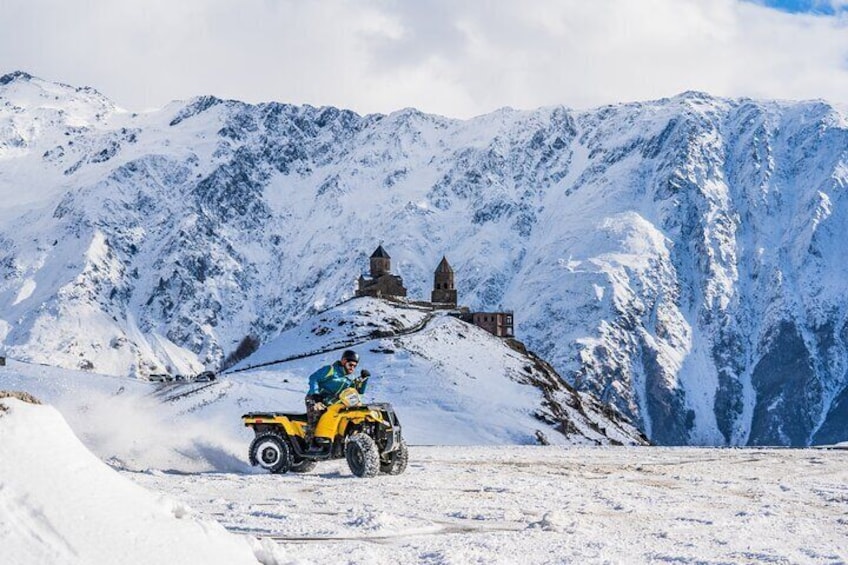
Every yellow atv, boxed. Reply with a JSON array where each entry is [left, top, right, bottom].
[[242, 387, 408, 478]]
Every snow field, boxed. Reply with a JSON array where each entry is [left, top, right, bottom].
[[2, 357, 847, 564], [130, 446, 848, 564]]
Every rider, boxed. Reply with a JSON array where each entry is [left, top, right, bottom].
[[304, 349, 369, 445]]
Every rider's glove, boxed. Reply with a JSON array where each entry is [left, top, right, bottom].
[[354, 369, 370, 392], [313, 401, 326, 411]]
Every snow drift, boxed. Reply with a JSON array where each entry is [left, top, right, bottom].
[[0, 393, 290, 565]]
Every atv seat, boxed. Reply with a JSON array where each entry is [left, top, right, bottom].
[[242, 411, 308, 423]]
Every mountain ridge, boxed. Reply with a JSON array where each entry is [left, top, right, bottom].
[[2, 73, 847, 446]]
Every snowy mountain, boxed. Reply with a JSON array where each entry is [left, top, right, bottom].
[[2, 71, 847, 446]]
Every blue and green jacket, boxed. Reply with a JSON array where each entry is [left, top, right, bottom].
[[307, 361, 367, 402]]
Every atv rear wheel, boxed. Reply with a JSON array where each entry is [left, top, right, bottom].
[[249, 432, 292, 474], [380, 437, 409, 475], [345, 433, 380, 478]]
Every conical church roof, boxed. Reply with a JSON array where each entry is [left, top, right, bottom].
[[435, 256, 453, 273], [371, 245, 390, 259]]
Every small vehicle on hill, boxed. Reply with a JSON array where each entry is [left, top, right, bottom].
[[194, 371, 217, 382], [242, 386, 408, 478]]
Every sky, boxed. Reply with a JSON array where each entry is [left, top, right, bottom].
[[1, 0, 847, 118], [757, 0, 848, 14]]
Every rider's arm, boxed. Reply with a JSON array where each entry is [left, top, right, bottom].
[[307, 365, 332, 396]]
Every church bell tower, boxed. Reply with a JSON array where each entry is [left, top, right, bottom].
[[431, 256, 457, 307]]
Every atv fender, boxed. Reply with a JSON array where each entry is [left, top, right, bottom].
[[242, 412, 305, 438]]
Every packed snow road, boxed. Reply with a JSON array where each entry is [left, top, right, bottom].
[[127, 446, 848, 564]]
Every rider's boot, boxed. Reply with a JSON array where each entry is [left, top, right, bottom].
[[303, 425, 315, 446], [307, 437, 331, 455]]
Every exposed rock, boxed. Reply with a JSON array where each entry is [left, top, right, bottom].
[[0, 391, 43, 414]]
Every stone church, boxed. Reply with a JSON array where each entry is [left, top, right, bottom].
[[355, 245, 408, 299], [355, 244, 513, 337]]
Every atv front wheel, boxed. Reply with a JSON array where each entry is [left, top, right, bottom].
[[345, 433, 380, 478], [380, 437, 409, 475], [249, 432, 292, 474]]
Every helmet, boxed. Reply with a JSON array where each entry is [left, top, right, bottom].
[[341, 350, 359, 363]]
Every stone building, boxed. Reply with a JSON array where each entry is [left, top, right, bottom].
[[354, 244, 515, 338], [355, 245, 408, 299], [470, 312, 514, 338], [431, 256, 457, 308]]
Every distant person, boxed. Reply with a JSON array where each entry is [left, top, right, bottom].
[[304, 350, 369, 444]]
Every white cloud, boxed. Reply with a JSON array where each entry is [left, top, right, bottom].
[[1, 0, 847, 118]]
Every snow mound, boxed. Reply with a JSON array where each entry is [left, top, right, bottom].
[[228, 298, 645, 447], [0, 397, 289, 565]]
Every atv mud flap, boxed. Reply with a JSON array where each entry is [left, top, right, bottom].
[[384, 424, 402, 453]]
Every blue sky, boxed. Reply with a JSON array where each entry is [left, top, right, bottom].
[[1, 0, 847, 118], [750, 0, 847, 14]]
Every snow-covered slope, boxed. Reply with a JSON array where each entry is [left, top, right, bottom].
[[0, 393, 283, 565], [0, 298, 647, 451], [230, 297, 432, 370], [2, 71, 847, 446]]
